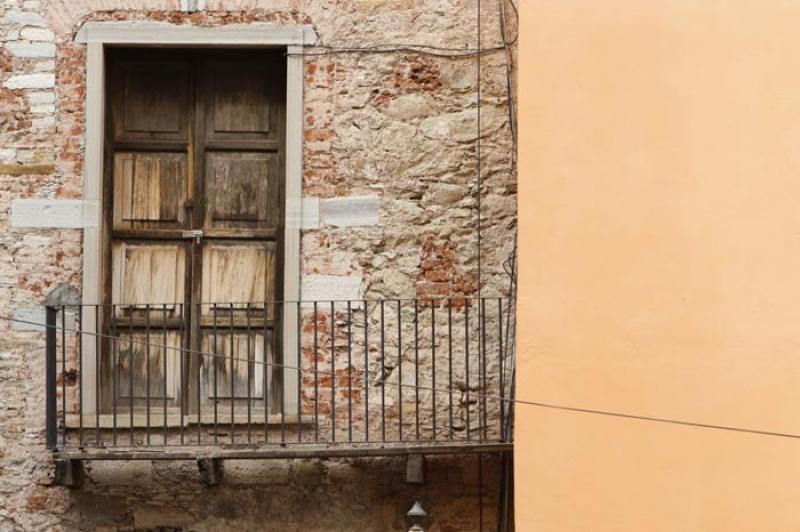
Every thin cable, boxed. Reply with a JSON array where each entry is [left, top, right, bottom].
[[286, 45, 507, 59], [12, 312, 800, 440], [519, 401, 800, 440], [3, 313, 518, 404]]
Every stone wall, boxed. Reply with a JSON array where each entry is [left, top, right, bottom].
[[0, 0, 516, 529]]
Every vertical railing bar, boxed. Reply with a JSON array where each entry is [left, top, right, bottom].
[[397, 299, 402, 442], [61, 305, 66, 448], [213, 304, 219, 444], [179, 303, 185, 445], [380, 300, 385, 443], [347, 300, 353, 443], [280, 302, 286, 445], [246, 302, 252, 443], [313, 301, 319, 443], [296, 301, 302, 443], [502, 296, 514, 441], [498, 297, 504, 442], [145, 304, 151, 446], [330, 301, 336, 443], [95, 304, 100, 447], [448, 300, 453, 441], [481, 298, 488, 443], [45, 306, 57, 451], [363, 299, 369, 443], [476, 298, 482, 443], [127, 307, 134, 446], [465, 303, 471, 442], [78, 304, 83, 447], [230, 303, 235, 445], [431, 300, 436, 442], [268, 302, 275, 444], [414, 299, 420, 441], [196, 303, 202, 445], [111, 304, 118, 445], [162, 304, 168, 445]]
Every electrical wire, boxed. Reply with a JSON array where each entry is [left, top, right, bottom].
[[7, 312, 800, 441], [286, 45, 507, 59], [2, 312, 518, 405]]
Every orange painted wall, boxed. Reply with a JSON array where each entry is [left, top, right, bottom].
[[516, 1, 800, 530]]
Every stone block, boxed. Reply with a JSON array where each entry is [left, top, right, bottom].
[[32, 116, 54, 127], [0, 163, 54, 176], [133, 506, 191, 529], [2, 11, 48, 27], [88, 461, 152, 486], [320, 196, 380, 227], [26, 90, 54, 104], [5, 42, 55, 57], [11, 199, 92, 228], [383, 93, 434, 120], [19, 27, 53, 41], [223, 460, 292, 485], [30, 104, 54, 114], [286, 196, 320, 229], [301, 274, 362, 302], [12, 307, 76, 331], [3, 73, 54, 89], [420, 107, 506, 142]]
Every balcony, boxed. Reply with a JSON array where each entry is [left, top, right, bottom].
[[45, 297, 515, 473]]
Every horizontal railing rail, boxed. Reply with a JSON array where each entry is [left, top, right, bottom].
[[45, 298, 515, 452]]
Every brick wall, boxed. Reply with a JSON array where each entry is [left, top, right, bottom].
[[0, 0, 515, 529]]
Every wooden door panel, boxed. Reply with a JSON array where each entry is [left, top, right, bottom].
[[113, 152, 187, 229], [204, 152, 278, 230], [204, 61, 282, 141], [112, 243, 186, 313], [117, 331, 183, 401], [201, 331, 270, 399], [200, 242, 275, 311], [213, 69, 270, 133], [104, 50, 285, 417], [113, 61, 189, 141]]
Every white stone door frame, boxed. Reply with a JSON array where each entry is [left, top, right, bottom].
[[76, 21, 316, 416]]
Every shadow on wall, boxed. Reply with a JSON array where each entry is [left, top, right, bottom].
[[62, 455, 501, 531]]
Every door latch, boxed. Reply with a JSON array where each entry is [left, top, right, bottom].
[[182, 229, 203, 244]]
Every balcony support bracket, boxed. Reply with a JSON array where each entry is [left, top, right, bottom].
[[54, 458, 84, 488], [406, 453, 426, 485], [198, 458, 223, 486]]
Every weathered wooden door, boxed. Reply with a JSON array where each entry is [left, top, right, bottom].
[[103, 49, 286, 418]]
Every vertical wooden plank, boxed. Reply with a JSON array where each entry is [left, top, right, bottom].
[[146, 157, 160, 220], [188, 52, 203, 416]]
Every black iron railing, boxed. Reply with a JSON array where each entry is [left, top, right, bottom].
[[45, 298, 514, 451]]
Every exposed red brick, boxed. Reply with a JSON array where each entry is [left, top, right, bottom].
[[0, 87, 31, 134], [26, 494, 47, 513], [416, 235, 478, 304]]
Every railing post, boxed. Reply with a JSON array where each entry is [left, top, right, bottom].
[[45, 305, 58, 450]]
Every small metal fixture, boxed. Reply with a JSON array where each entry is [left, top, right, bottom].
[[406, 500, 427, 531]]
